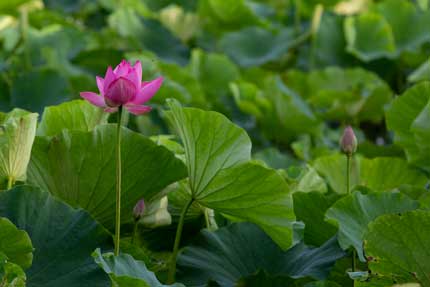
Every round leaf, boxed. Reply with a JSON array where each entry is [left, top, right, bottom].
[[28, 124, 187, 229], [93, 249, 184, 287], [37, 100, 109, 136], [177, 222, 346, 287], [326, 191, 418, 261], [165, 100, 296, 249], [0, 217, 33, 269], [364, 210, 430, 286], [0, 185, 113, 287]]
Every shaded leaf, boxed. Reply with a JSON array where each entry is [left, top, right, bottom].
[[0, 185, 113, 287], [293, 192, 340, 246], [11, 69, 71, 114], [219, 27, 295, 67], [177, 222, 345, 287]]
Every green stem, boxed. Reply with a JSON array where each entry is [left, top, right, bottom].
[[114, 107, 123, 256], [346, 155, 356, 286], [204, 208, 210, 229], [7, 176, 14, 190], [294, 0, 301, 35], [346, 155, 350, 195], [167, 198, 194, 284], [19, 6, 31, 71], [131, 221, 138, 244]]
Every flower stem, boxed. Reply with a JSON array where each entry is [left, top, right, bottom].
[[347, 154, 356, 285], [294, 0, 301, 35], [167, 197, 194, 284], [131, 221, 138, 244], [7, 176, 14, 190], [114, 107, 123, 256], [346, 155, 350, 195]]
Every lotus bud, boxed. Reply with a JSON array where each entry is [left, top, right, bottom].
[[133, 198, 146, 221], [340, 126, 357, 156]]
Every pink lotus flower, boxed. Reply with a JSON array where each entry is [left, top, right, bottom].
[[80, 60, 163, 115]]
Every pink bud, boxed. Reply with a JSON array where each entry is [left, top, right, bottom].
[[133, 199, 145, 220], [340, 126, 357, 156]]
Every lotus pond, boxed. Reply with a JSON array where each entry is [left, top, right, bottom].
[[1, 0, 430, 286]]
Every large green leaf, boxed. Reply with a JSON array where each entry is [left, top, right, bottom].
[[364, 210, 430, 286], [93, 249, 184, 287], [408, 57, 430, 84], [139, 19, 190, 66], [165, 100, 251, 196], [359, 157, 427, 192], [37, 100, 109, 136], [386, 82, 430, 172], [344, 13, 395, 61], [0, 257, 27, 287], [0, 0, 31, 13], [284, 67, 392, 123], [0, 218, 33, 270], [0, 109, 38, 187], [293, 192, 340, 246], [313, 155, 427, 194], [28, 124, 187, 229], [197, 0, 263, 32], [0, 185, 113, 287], [312, 154, 359, 194], [375, 0, 430, 52], [233, 75, 320, 143], [344, 0, 430, 61], [165, 99, 296, 249], [189, 50, 239, 111], [11, 68, 71, 114], [219, 27, 295, 67], [311, 12, 353, 68], [326, 191, 418, 262], [177, 222, 345, 287], [108, 8, 189, 65]]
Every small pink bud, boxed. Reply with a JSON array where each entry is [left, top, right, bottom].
[[133, 199, 145, 220], [340, 126, 357, 156]]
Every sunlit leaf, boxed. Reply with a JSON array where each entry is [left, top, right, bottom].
[[364, 210, 430, 286], [28, 125, 187, 229], [0, 217, 33, 269], [37, 100, 108, 136], [326, 191, 418, 261], [386, 82, 430, 172], [313, 155, 427, 194], [93, 249, 184, 287], [165, 99, 296, 249]]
